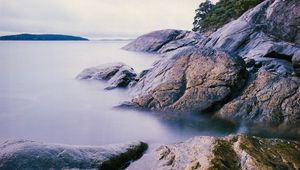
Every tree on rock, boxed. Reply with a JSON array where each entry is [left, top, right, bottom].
[[192, 0, 214, 32]]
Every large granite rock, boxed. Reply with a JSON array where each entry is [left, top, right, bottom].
[[200, 0, 300, 129], [76, 62, 137, 90], [122, 29, 206, 54], [203, 0, 300, 60], [127, 47, 247, 113], [121, 0, 300, 129], [218, 70, 300, 128], [0, 140, 147, 170], [128, 135, 300, 170]]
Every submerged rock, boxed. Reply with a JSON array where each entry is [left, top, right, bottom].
[[76, 62, 137, 90], [129, 135, 300, 170], [0, 140, 148, 170], [127, 47, 247, 113], [122, 29, 206, 54]]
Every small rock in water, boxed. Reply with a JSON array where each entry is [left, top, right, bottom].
[[76, 62, 126, 80], [77, 62, 137, 90]]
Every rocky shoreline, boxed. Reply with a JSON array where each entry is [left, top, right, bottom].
[[1, 0, 299, 169], [120, 0, 300, 136]]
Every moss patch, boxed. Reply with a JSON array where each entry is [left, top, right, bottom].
[[239, 136, 300, 170], [208, 139, 240, 170]]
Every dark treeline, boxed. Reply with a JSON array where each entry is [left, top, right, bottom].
[[193, 0, 265, 33]]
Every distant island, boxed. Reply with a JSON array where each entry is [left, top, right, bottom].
[[0, 34, 88, 41]]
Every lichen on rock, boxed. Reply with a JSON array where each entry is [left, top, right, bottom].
[[153, 135, 300, 170]]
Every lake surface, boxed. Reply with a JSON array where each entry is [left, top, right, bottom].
[[0, 41, 238, 146]]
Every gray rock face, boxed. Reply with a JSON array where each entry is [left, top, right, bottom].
[[129, 135, 300, 170], [200, 0, 300, 129], [76, 62, 137, 90], [214, 57, 300, 132], [127, 47, 247, 113], [0, 140, 148, 170], [203, 0, 300, 61], [122, 29, 206, 54]]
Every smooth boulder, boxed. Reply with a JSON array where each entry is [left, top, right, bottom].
[[122, 29, 205, 54], [0, 140, 148, 170], [127, 47, 247, 113], [77, 62, 137, 90]]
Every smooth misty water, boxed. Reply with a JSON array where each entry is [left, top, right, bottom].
[[0, 41, 238, 146]]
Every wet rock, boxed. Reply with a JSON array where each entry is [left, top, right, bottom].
[[127, 47, 247, 113], [292, 50, 300, 76], [122, 29, 206, 53], [105, 65, 137, 90], [77, 62, 137, 90], [147, 135, 300, 170], [203, 0, 300, 60], [0, 140, 148, 170], [244, 58, 255, 68]]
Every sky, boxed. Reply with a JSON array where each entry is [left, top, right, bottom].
[[0, 0, 217, 38]]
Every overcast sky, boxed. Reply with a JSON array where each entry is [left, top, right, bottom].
[[0, 0, 217, 38]]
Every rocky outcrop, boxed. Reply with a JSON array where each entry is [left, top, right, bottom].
[[217, 58, 300, 128], [122, 29, 206, 54], [121, 0, 300, 130], [126, 47, 247, 113], [203, 0, 300, 60], [76, 62, 137, 90], [123, 0, 300, 74], [200, 0, 300, 129], [0, 140, 147, 170], [129, 135, 300, 170]]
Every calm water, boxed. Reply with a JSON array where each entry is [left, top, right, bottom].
[[0, 41, 237, 146]]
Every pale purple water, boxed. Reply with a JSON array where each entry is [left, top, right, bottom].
[[0, 41, 236, 146]]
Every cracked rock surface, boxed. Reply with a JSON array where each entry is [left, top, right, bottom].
[[218, 64, 300, 128], [0, 140, 148, 170], [127, 47, 247, 113]]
